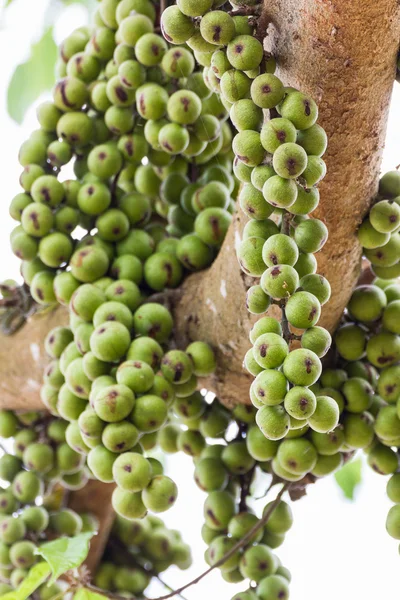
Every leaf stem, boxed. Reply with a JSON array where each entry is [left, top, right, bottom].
[[155, 574, 190, 600], [86, 583, 138, 600]]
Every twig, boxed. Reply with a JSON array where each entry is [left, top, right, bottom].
[[189, 161, 199, 183], [253, 3, 269, 46], [239, 464, 256, 512], [228, 5, 262, 16], [47, 587, 73, 600], [151, 483, 291, 600], [103, 537, 189, 600], [145, 289, 182, 311], [86, 583, 141, 600], [160, 0, 168, 16], [281, 211, 291, 236], [111, 166, 124, 204], [280, 301, 292, 345], [269, 107, 280, 119], [0, 283, 40, 335], [155, 575, 190, 600], [254, 477, 276, 500], [278, 213, 293, 345]]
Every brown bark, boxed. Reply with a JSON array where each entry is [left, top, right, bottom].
[[0, 308, 68, 410], [68, 480, 115, 574], [0, 0, 399, 411]]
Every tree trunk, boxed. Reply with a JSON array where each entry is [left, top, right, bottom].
[[0, 0, 399, 411], [0, 0, 399, 573]]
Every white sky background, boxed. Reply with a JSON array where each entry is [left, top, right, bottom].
[[0, 1, 400, 598]]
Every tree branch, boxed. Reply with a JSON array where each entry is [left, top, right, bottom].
[[86, 583, 136, 600], [153, 575, 190, 600], [254, 476, 278, 501]]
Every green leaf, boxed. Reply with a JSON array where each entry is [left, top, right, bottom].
[[34, 532, 96, 585], [74, 588, 109, 600], [0, 562, 51, 600], [5, 0, 15, 6], [7, 27, 57, 124], [335, 457, 363, 500]]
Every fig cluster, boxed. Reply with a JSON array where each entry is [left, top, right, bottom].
[[333, 279, 400, 546], [154, 391, 293, 598], [10, 0, 239, 311], [3, 0, 400, 596], [94, 514, 191, 597], [6, 0, 240, 528], [167, 0, 336, 476], [41, 307, 216, 518], [357, 171, 400, 280], [0, 409, 98, 596]]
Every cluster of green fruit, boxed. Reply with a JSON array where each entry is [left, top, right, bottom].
[[5, 0, 250, 534], [164, 0, 336, 461], [157, 394, 232, 456], [213, 502, 292, 600], [200, 451, 292, 600], [5, 0, 400, 595], [0, 409, 98, 596], [205, 500, 292, 600], [0, 409, 90, 495], [93, 514, 191, 597], [10, 0, 239, 307], [358, 171, 400, 280], [332, 279, 400, 544], [6, 0, 246, 532], [156, 393, 292, 599], [41, 303, 216, 519]]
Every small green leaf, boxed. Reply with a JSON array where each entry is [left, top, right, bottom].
[[5, 0, 15, 6], [35, 532, 96, 585], [7, 27, 57, 124], [74, 588, 110, 600], [0, 562, 51, 600], [335, 457, 363, 500]]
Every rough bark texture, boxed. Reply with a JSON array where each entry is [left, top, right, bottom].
[[0, 308, 68, 410], [68, 480, 115, 574]]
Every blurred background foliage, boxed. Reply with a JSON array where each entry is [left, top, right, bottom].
[[4, 0, 97, 123]]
